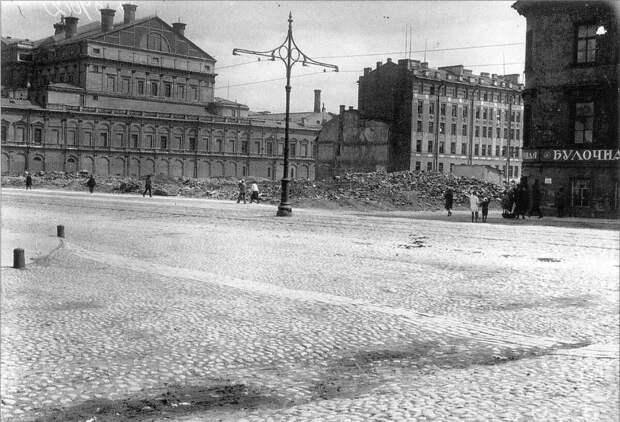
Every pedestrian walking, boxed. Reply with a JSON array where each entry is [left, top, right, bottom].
[[515, 181, 529, 220], [444, 188, 454, 216], [237, 179, 247, 204], [143, 175, 152, 198], [249, 182, 260, 204], [86, 175, 96, 194], [529, 179, 543, 218], [25, 172, 32, 190], [469, 191, 479, 223], [555, 187, 567, 217], [480, 196, 490, 222]]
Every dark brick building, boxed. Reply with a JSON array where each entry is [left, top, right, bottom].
[[357, 58, 524, 177], [513, 0, 619, 217]]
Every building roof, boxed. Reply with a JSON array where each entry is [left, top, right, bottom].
[[34, 15, 215, 61], [47, 82, 84, 92], [1, 97, 43, 110], [214, 97, 249, 110]]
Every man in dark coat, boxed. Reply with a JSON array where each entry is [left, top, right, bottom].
[[529, 179, 543, 218], [237, 179, 247, 204], [555, 187, 568, 217], [516, 183, 529, 220], [444, 188, 454, 216], [86, 175, 96, 193], [143, 175, 152, 198], [25, 172, 32, 190]]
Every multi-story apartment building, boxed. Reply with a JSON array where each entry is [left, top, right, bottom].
[[513, 0, 618, 217], [1, 5, 319, 180], [357, 58, 524, 178]]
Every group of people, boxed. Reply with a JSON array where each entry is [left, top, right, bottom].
[[236, 179, 260, 204], [501, 177, 544, 219], [443, 188, 489, 222]]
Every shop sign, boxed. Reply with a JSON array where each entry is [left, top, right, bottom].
[[522, 148, 620, 162], [544, 177, 552, 184]]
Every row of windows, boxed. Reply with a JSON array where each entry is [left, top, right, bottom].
[[412, 161, 520, 178], [414, 139, 521, 158], [416, 85, 522, 104], [416, 121, 521, 140], [0, 127, 316, 157], [416, 101, 522, 122], [104, 74, 200, 101]]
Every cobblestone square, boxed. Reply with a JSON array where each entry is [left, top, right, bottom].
[[1, 189, 618, 421]]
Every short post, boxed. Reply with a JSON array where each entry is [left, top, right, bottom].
[[13, 248, 25, 269], [57, 225, 65, 238]]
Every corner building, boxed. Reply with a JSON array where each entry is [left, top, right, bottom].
[[1, 5, 318, 180], [357, 59, 524, 177], [513, 0, 619, 217]]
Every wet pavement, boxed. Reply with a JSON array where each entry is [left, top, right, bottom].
[[1, 188, 618, 421]]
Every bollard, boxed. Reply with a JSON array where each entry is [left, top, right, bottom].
[[57, 225, 65, 238], [13, 248, 25, 269]]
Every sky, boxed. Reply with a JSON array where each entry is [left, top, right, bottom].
[[1, 1, 526, 114]]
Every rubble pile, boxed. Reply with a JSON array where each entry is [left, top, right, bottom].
[[2, 170, 504, 211]]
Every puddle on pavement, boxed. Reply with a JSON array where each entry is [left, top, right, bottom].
[[537, 257, 563, 262], [32, 382, 290, 422]]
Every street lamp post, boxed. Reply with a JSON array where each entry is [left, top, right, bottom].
[[233, 12, 338, 216]]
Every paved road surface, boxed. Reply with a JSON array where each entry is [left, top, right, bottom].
[[1, 188, 618, 421]]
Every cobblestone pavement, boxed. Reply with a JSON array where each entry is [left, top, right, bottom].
[[1, 189, 618, 421]]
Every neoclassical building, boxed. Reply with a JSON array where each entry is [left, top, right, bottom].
[[1, 5, 320, 179]]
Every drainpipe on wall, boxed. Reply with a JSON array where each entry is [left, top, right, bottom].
[[433, 83, 444, 171], [468, 87, 477, 166], [506, 93, 513, 183]]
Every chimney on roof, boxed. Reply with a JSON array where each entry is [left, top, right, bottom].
[[376, 61, 382, 69], [100, 7, 116, 32], [480, 72, 490, 78], [53, 17, 65, 35], [122, 4, 137, 24], [313, 89, 321, 113], [64, 16, 79, 38], [421, 62, 428, 69], [172, 22, 186, 37], [339, 105, 345, 115], [363, 67, 371, 76]]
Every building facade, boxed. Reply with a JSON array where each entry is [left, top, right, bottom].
[[513, 0, 619, 217], [1, 5, 318, 180], [357, 58, 524, 178], [315, 105, 390, 179]]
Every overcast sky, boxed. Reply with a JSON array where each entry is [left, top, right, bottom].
[[2, 1, 526, 113]]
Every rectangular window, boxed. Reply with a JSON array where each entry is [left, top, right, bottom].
[[483, 107, 488, 120], [229, 140, 235, 153], [160, 136, 167, 150], [576, 24, 598, 64], [93, 48, 101, 54], [131, 134, 139, 148], [107, 75, 116, 92], [496, 127, 501, 138], [426, 162, 433, 172], [475, 126, 480, 137], [438, 162, 444, 172], [257, 141, 263, 154], [496, 145, 500, 156], [439, 141, 445, 154], [516, 129, 520, 140], [34, 128, 43, 144], [100, 132, 108, 147], [137, 80, 145, 95], [178, 85, 185, 99], [416, 139, 422, 153], [241, 141, 248, 154], [571, 178, 591, 207], [266, 142, 273, 155], [176, 137, 183, 150], [216, 139, 223, 152], [191, 86, 198, 101], [489, 109, 494, 121], [416, 121, 423, 133], [502, 146, 507, 156], [482, 127, 487, 138], [417, 100, 423, 114], [427, 141, 433, 153], [290, 143, 296, 157], [461, 143, 467, 155], [428, 122, 434, 133], [452, 105, 457, 117], [475, 107, 481, 119], [429, 103, 435, 115], [504, 128, 509, 139], [463, 105, 468, 118], [474, 144, 479, 156], [146, 134, 153, 149], [151, 81, 158, 96], [415, 161, 421, 171], [440, 103, 446, 116], [450, 142, 456, 154], [451, 123, 456, 136], [164, 83, 172, 97], [189, 138, 196, 151], [574, 102, 594, 144], [462, 125, 467, 136], [481, 145, 487, 156], [2, 125, 8, 142], [439, 123, 445, 134], [121, 78, 130, 94]]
